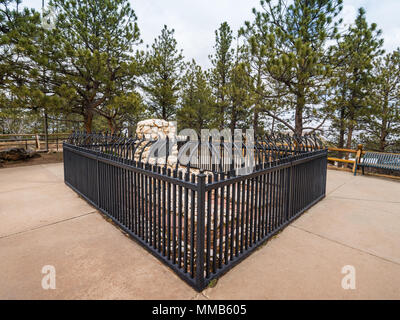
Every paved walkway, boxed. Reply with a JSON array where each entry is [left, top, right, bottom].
[[0, 163, 399, 299]]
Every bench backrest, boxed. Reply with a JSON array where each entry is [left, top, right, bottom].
[[361, 152, 400, 170]]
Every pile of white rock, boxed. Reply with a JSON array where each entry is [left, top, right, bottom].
[[136, 119, 176, 140], [135, 119, 179, 166]]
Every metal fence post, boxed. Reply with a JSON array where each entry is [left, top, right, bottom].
[[96, 154, 100, 206], [286, 161, 293, 220], [195, 169, 206, 291], [63, 143, 67, 183], [323, 150, 328, 195]]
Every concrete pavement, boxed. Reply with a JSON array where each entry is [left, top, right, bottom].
[[0, 163, 399, 299]]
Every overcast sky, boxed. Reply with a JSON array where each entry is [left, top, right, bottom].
[[24, 0, 400, 69]]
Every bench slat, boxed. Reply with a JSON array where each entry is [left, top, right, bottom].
[[360, 152, 400, 171]]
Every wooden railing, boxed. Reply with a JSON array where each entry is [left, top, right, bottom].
[[0, 133, 70, 151], [327, 144, 365, 174]]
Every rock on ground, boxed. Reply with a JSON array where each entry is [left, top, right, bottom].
[[0, 148, 39, 161]]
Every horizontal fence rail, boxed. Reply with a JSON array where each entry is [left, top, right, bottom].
[[0, 133, 70, 151], [63, 132, 327, 291]]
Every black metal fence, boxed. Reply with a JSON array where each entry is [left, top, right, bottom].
[[63, 131, 327, 291]]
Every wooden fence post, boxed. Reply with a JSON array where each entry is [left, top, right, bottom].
[[35, 134, 40, 150], [353, 144, 363, 175]]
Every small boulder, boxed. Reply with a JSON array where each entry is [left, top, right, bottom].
[[0, 148, 39, 161]]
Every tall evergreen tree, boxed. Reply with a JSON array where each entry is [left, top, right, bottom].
[[0, 0, 51, 133], [209, 22, 234, 129], [243, 0, 343, 135], [227, 43, 252, 132], [141, 25, 184, 120], [332, 7, 384, 150], [177, 60, 213, 132], [44, 0, 141, 132], [238, 29, 289, 136], [361, 50, 400, 152]]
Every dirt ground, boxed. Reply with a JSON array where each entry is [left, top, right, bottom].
[[0, 151, 63, 169]]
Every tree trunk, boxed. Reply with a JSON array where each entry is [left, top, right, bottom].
[[253, 106, 259, 136], [84, 109, 93, 133], [338, 106, 346, 167], [44, 112, 49, 152], [128, 125, 134, 137], [219, 76, 226, 130], [338, 107, 345, 148], [254, 59, 263, 136], [379, 97, 389, 152], [379, 131, 387, 152], [344, 106, 356, 160], [112, 120, 118, 135], [295, 97, 304, 136], [219, 102, 225, 131], [345, 125, 354, 160], [230, 107, 237, 134], [106, 118, 116, 135]]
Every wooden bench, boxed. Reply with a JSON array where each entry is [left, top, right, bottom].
[[355, 151, 400, 175]]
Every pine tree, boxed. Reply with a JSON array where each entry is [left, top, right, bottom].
[[227, 43, 252, 132], [44, 0, 141, 132], [141, 25, 184, 120], [243, 0, 343, 135], [332, 7, 384, 150], [209, 22, 234, 130], [361, 50, 400, 152], [177, 60, 213, 132], [0, 0, 52, 134]]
